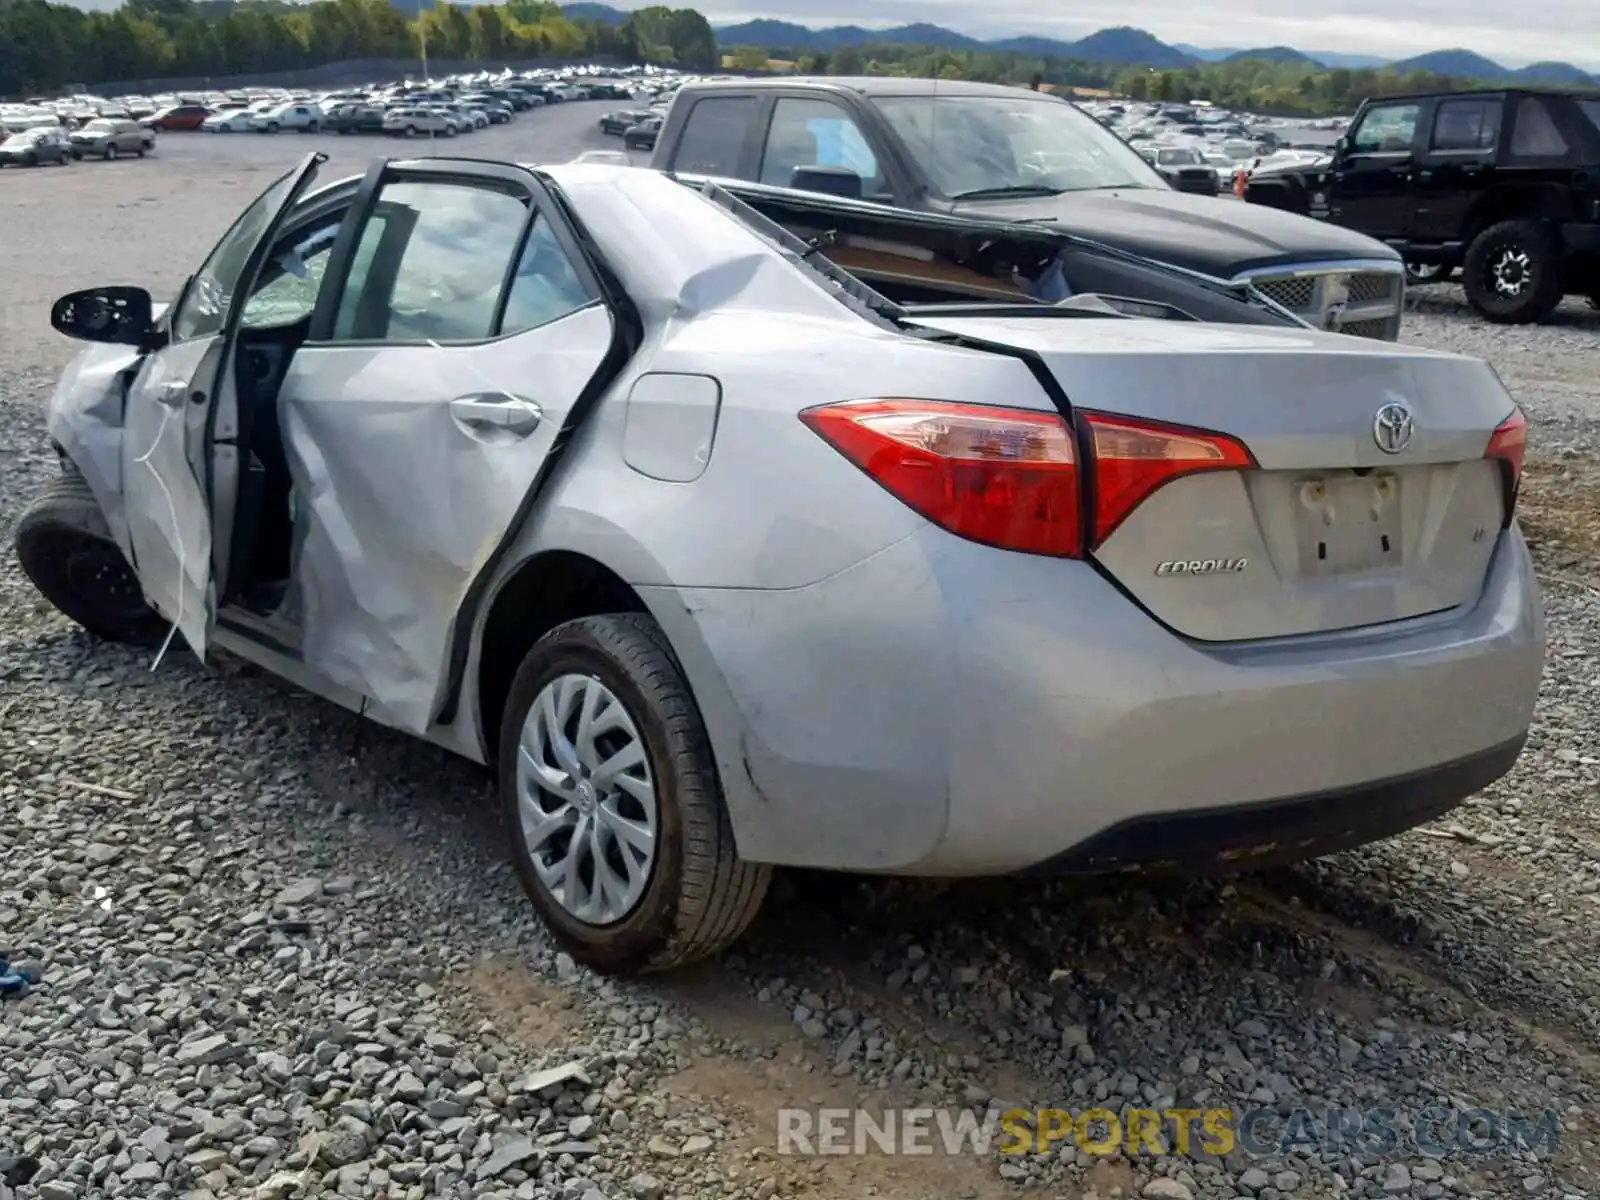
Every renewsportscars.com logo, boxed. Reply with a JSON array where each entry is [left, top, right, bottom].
[[776, 1105, 1563, 1159]]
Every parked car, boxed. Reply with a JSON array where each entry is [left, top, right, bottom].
[[142, 104, 212, 132], [1243, 87, 1600, 323], [0, 127, 74, 166], [650, 78, 1407, 338], [600, 109, 653, 135], [324, 103, 387, 135], [68, 118, 155, 160], [623, 115, 661, 151], [16, 152, 1543, 975], [253, 102, 322, 134], [459, 94, 514, 124], [1142, 145, 1223, 196], [202, 107, 263, 133], [382, 107, 460, 137]]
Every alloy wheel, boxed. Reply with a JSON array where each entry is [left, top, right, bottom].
[[515, 673, 658, 926], [1489, 246, 1532, 297]]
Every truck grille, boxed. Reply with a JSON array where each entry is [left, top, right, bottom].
[[1236, 265, 1405, 340]]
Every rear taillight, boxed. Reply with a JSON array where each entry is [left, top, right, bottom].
[[799, 399, 1083, 556], [1485, 405, 1528, 521], [1083, 411, 1256, 547], [800, 399, 1257, 558]]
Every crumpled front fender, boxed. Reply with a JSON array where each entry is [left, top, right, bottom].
[[44, 341, 146, 557]]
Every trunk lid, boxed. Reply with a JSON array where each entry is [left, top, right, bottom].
[[906, 314, 1516, 642]]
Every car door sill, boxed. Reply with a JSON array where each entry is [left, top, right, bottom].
[[217, 605, 303, 658]]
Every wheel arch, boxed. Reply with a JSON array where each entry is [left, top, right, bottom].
[[475, 549, 650, 766], [1462, 185, 1577, 246]]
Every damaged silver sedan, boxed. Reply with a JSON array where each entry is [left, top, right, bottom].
[[17, 152, 1545, 974]]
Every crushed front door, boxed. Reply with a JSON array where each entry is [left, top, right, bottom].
[[119, 152, 325, 659]]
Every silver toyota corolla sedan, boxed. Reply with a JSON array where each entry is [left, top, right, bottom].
[[16, 152, 1544, 975]]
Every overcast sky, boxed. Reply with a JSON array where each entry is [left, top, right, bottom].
[[692, 0, 1600, 67], [61, 0, 1599, 67]]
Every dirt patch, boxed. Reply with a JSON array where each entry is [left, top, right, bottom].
[[1519, 459, 1600, 570], [459, 955, 583, 1050], [656, 968, 1022, 1200]]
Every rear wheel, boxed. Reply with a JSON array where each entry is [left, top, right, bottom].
[[15, 468, 166, 647], [405, 124, 418, 137], [104, 144, 117, 160], [264, 121, 279, 134], [1404, 261, 1453, 285], [499, 614, 771, 975], [1462, 219, 1564, 324]]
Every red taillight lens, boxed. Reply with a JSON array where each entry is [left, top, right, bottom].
[[1082, 412, 1257, 547], [1485, 406, 1528, 520], [800, 399, 1083, 556]]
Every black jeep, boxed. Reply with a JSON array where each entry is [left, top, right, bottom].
[[1245, 87, 1600, 323]]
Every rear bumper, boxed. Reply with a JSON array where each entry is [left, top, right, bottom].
[[651, 524, 1543, 876], [1019, 735, 1525, 876]]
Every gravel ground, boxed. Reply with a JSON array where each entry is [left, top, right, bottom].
[[4, 107, 1600, 1200]]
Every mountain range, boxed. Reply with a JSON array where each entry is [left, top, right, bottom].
[[556, 4, 1600, 85]]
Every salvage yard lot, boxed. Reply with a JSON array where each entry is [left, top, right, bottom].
[[3, 101, 1600, 1200]]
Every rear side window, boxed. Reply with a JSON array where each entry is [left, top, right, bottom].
[[1580, 99, 1600, 135], [1430, 98, 1500, 152], [670, 95, 759, 176], [1508, 96, 1570, 159]]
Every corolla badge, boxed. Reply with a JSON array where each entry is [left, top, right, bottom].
[[1155, 558, 1248, 577], [1373, 401, 1415, 454]]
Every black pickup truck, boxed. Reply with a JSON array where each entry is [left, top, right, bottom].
[[647, 76, 1407, 338], [1245, 87, 1600, 323]]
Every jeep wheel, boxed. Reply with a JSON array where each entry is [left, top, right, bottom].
[[1463, 220, 1564, 324], [499, 614, 771, 975], [15, 469, 167, 647]]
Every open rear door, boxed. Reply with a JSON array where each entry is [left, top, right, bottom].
[[120, 152, 327, 660]]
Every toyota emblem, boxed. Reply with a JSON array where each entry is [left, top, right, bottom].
[[1373, 402, 1414, 454]]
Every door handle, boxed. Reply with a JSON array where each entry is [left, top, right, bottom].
[[449, 394, 542, 436], [155, 380, 188, 407]]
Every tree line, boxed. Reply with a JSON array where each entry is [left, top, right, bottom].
[[0, 0, 1518, 116], [725, 42, 1509, 118], [0, 0, 715, 95]]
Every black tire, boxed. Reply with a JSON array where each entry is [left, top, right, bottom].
[[22, 153, 35, 167], [444, 124, 458, 138], [307, 122, 320, 134], [405, 125, 418, 137], [264, 122, 279, 134], [15, 468, 167, 647], [104, 144, 117, 160], [1462, 219, 1564, 324], [499, 614, 771, 975], [1405, 261, 1454, 285]]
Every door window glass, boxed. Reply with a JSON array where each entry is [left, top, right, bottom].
[[239, 220, 340, 329], [671, 95, 759, 175], [1350, 103, 1420, 154], [170, 167, 305, 342], [499, 217, 593, 335], [331, 180, 530, 343], [759, 97, 881, 192], [1430, 99, 1501, 152]]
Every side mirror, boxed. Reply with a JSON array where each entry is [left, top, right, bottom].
[[790, 165, 863, 199], [50, 286, 156, 346], [1333, 135, 1350, 157]]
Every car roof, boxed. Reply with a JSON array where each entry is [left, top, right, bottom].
[[1361, 85, 1600, 104], [680, 76, 1066, 100]]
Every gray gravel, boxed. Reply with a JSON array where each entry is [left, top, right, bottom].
[[4, 108, 1600, 1200]]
